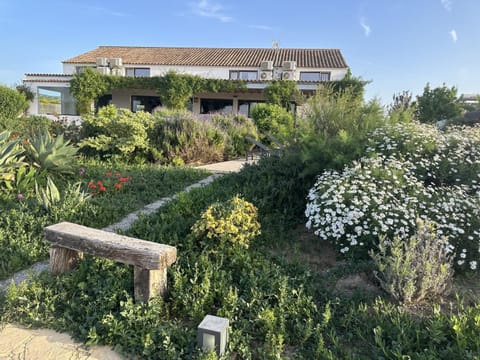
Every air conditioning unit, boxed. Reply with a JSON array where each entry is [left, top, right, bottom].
[[283, 61, 296, 71], [110, 67, 124, 76], [282, 71, 295, 80], [96, 57, 109, 67], [260, 61, 274, 71], [260, 71, 273, 80], [109, 57, 123, 68], [97, 67, 110, 75]]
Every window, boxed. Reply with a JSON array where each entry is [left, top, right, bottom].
[[299, 72, 331, 81], [200, 99, 233, 114], [126, 68, 151, 77], [229, 70, 258, 80], [238, 101, 264, 117], [131, 95, 161, 113], [38, 87, 78, 115]]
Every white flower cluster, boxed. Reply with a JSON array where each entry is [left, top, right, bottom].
[[367, 123, 480, 192], [306, 122, 480, 272]]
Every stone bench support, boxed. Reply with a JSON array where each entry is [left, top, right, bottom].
[[44, 222, 177, 302]]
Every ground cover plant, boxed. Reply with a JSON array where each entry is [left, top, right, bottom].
[[0, 157, 208, 280]]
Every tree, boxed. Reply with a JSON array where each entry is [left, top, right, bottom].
[[0, 85, 29, 125], [250, 103, 294, 142], [330, 69, 369, 101], [416, 83, 462, 123], [264, 80, 303, 109]]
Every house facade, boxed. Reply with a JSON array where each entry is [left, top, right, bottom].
[[23, 46, 349, 119]]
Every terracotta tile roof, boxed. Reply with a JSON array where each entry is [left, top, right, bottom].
[[25, 73, 73, 77], [63, 46, 348, 68]]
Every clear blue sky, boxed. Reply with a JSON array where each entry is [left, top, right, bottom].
[[1, 0, 479, 105]]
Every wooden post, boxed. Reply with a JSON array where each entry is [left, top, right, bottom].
[[134, 266, 167, 302], [49, 246, 83, 275]]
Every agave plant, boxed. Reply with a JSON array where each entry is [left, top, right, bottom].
[[25, 130, 78, 177], [35, 176, 91, 213], [0, 130, 27, 190]]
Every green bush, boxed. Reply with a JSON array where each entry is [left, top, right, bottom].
[[2, 115, 52, 138], [211, 114, 258, 159], [370, 220, 453, 305], [191, 196, 261, 249], [80, 105, 154, 162], [297, 86, 384, 178], [150, 110, 225, 164], [0, 85, 29, 125], [250, 103, 294, 143]]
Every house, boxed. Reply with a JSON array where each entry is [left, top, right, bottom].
[[23, 46, 349, 120]]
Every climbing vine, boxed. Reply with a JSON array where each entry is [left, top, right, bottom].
[[70, 69, 246, 114]]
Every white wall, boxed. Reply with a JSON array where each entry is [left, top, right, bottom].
[[62, 63, 348, 81]]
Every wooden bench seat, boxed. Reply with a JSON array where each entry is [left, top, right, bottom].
[[44, 222, 177, 302]]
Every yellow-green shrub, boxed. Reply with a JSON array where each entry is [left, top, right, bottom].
[[191, 196, 261, 248]]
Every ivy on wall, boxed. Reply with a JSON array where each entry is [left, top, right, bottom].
[[70, 69, 246, 114]]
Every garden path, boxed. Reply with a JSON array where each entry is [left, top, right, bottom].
[[0, 159, 250, 359]]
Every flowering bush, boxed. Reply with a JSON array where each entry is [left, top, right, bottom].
[[86, 171, 132, 196], [191, 196, 261, 249], [306, 122, 480, 272], [367, 123, 480, 192]]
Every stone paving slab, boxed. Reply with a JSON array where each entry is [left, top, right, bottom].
[[0, 324, 123, 359], [194, 158, 256, 173]]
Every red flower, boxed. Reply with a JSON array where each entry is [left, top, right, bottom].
[[106, 172, 112, 177], [97, 181, 104, 186], [119, 177, 129, 183], [114, 183, 122, 189], [115, 172, 121, 177], [89, 184, 97, 189], [99, 186, 106, 192]]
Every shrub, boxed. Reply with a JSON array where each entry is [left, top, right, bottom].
[[250, 103, 294, 143], [297, 86, 385, 178], [150, 110, 225, 164], [305, 155, 480, 271], [80, 105, 153, 162], [366, 122, 480, 191], [191, 195, 261, 249], [2, 115, 52, 139], [211, 114, 258, 159], [370, 220, 453, 305], [0, 85, 29, 125]]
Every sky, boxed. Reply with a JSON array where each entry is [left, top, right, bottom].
[[0, 0, 479, 105]]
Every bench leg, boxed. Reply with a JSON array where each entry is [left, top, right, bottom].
[[50, 246, 84, 275], [134, 267, 167, 302]]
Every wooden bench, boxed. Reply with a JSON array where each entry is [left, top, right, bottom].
[[44, 222, 177, 302]]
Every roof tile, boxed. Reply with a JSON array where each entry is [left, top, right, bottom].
[[63, 46, 348, 68]]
